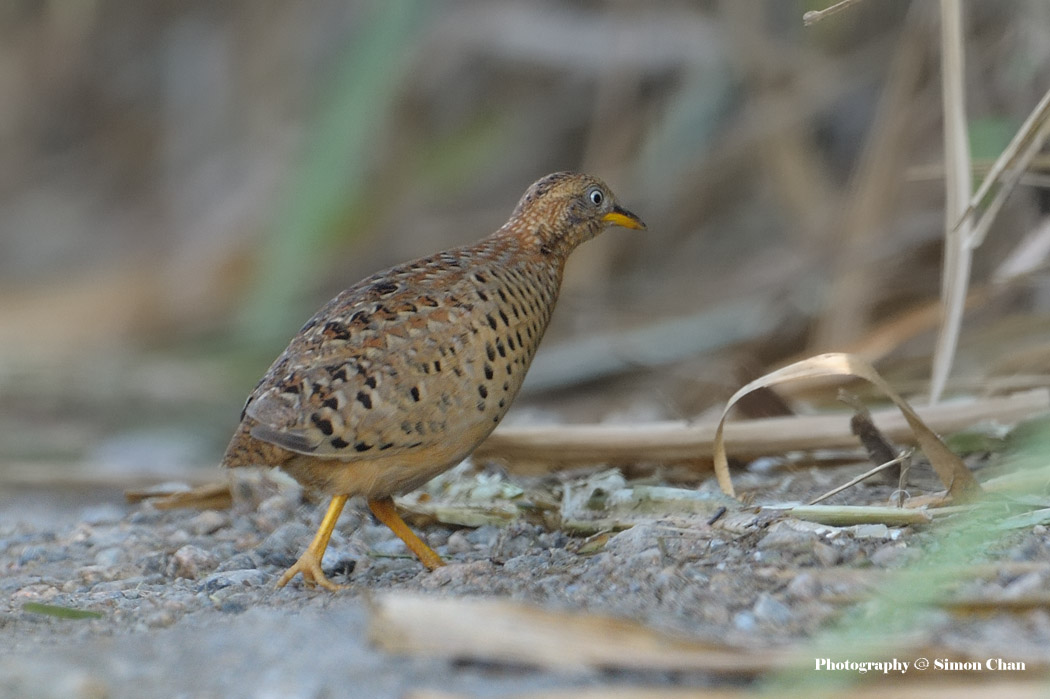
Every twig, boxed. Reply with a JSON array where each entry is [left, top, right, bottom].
[[807, 450, 913, 505], [368, 593, 793, 674], [896, 452, 913, 507], [803, 0, 867, 27], [474, 389, 1050, 467]]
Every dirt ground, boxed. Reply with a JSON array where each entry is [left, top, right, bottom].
[[4, 448, 1050, 698]]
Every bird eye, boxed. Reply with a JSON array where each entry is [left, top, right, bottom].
[[588, 188, 604, 206]]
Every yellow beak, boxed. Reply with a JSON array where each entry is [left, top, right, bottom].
[[602, 206, 647, 230]]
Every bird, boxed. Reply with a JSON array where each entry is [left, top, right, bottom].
[[222, 172, 646, 590]]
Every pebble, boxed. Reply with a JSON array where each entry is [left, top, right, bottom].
[[145, 610, 178, 628], [851, 524, 890, 540], [94, 547, 123, 568], [445, 530, 473, 555], [465, 525, 500, 548], [370, 538, 408, 557], [785, 572, 821, 599], [812, 542, 841, 567], [168, 545, 220, 580], [187, 511, 229, 536], [626, 547, 663, 571], [211, 591, 253, 614], [77, 565, 121, 585], [323, 553, 357, 579], [216, 552, 262, 573], [18, 545, 51, 566], [419, 560, 494, 589], [502, 554, 548, 573], [733, 610, 757, 631], [756, 527, 818, 552], [753, 593, 792, 626], [138, 551, 170, 575], [254, 494, 300, 532], [79, 503, 126, 526], [604, 524, 661, 558], [197, 569, 269, 592], [870, 544, 913, 568], [254, 522, 312, 568], [494, 523, 542, 559], [12, 583, 60, 602], [1004, 572, 1044, 599]]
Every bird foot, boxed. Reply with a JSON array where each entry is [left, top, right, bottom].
[[275, 550, 344, 591]]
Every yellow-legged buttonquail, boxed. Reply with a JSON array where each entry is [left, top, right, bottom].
[[222, 172, 645, 590]]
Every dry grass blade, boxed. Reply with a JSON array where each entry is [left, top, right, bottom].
[[124, 482, 233, 510], [929, 0, 972, 404], [367, 593, 791, 675], [712, 353, 982, 499], [930, 84, 1050, 401], [782, 504, 932, 526], [474, 388, 1049, 467], [802, 0, 868, 27], [807, 451, 912, 505], [405, 691, 731, 699], [406, 685, 1050, 699], [812, 3, 926, 349], [962, 86, 1050, 246]]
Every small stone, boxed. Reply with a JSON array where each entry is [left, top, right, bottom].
[[626, 547, 663, 570], [852, 524, 890, 540], [604, 524, 661, 558], [812, 542, 841, 567], [197, 568, 269, 592], [465, 525, 500, 548], [215, 552, 261, 572], [733, 610, 757, 631], [17, 545, 48, 566], [254, 522, 312, 568], [213, 591, 252, 614], [77, 565, 120, 585], [502, 554, 547, 573], [371, 538, 408, 557], [1004, 572, 1044, 599], [12, 583, 60, 602], [90, 578, 137, 594], [323, 554, 356, 579], [419, 560, 494, 589], [138, 551, 169, 575], [254, 495, 299, 532], [493, 523, 541, 559], [786, 572, 821, 600], [168, 545, 220, 580], [79, 503, 125, 525], [93, 547, 123, 568], [870, 544, 915, 568], [446, 530, 473, 555], [145, 610, 178, 628], [187, 510, 229, 536], [757, 526, 818, 552], [753, 592, 792, 626]]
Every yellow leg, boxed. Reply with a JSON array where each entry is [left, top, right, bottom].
[[276, 494, 348, 591], [368, 497, 445, 570]]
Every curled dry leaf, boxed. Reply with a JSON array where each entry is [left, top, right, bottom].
[[712, 352, 982, 500]]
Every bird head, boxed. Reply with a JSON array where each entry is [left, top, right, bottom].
[[505, 172, 646, 255]]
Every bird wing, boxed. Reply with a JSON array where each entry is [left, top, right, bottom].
[[241, 258, 489, 460]]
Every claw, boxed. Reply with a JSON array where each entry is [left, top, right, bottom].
[[274, 494, 349, 592], [275, 549, 344, 591]]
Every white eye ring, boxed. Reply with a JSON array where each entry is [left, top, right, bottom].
[[588, 189, 604, 206]]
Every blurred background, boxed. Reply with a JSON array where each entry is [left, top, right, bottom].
[[3, 0, 1050, 522]]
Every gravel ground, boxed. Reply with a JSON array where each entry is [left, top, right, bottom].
[[4, 459, 1050, 698]]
